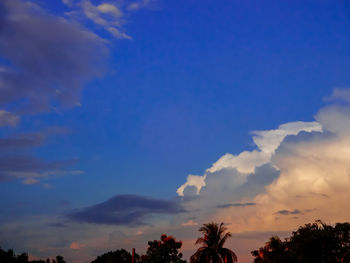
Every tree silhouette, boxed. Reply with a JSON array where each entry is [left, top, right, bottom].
[[142, 234, 186, 263], [251, 220, 350, 263], [55, 256, 65, 263], [251, 236, 293, 263], [190, 222, 238, 263], [91, 249, 141, 263]]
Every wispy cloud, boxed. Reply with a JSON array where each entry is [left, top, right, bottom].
[[0, 156, 81, 184], [63, 0, 154, 40]]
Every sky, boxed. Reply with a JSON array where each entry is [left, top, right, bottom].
[[1, 0, 350, 262]]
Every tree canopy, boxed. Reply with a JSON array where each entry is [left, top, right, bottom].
[[251, 220, 350, 263], [91, 248, 140, 263], [141, 234, 186, 263]]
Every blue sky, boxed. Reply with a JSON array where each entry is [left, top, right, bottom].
[[1, 0, 350, 262]]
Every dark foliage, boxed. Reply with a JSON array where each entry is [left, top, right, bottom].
[[251, 220, 350, 263], [141, 234, 186, 263], [0, 247, 28, 263], [0, 247, 65, 263], [90, 249, 141, 263]]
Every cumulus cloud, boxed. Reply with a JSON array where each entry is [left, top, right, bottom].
[[177, 89, 350, 239], [177, 121, 322, 197], [176, 174, 206, 196], [244, 103, 350, 231], [68, 195, 185, 226]]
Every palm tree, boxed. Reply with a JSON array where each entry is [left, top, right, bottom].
[[190, 222, 238, 263]]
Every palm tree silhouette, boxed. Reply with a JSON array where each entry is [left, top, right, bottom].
[[190, 222, 238, 263]]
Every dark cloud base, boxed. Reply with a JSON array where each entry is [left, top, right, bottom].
[[217, 202, 256, 209], [68, 194, 185, 226]]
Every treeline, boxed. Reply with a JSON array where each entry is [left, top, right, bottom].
[[2, 220, 350, 263], [0, 247, 65, 263], [252, 220, 350, 263]]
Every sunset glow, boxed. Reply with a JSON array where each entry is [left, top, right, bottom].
[[1, 1, 350, 263]]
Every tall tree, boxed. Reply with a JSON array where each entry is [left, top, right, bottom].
[[190, 222, 238, 263], [142, 234, 186, 263]]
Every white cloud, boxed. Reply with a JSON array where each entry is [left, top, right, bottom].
[[209, 121, 322, 175], [178, 89, 350, 238], [245, 107, 350, 231], [97, 3, 122, 17], [177, 174, 206, 196], [207, 151, 270, 175], [252, 121, 322, 154], [177, 121, 322, 196]]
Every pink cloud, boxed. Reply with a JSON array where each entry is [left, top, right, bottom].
[[70, 242, 86, 250]]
